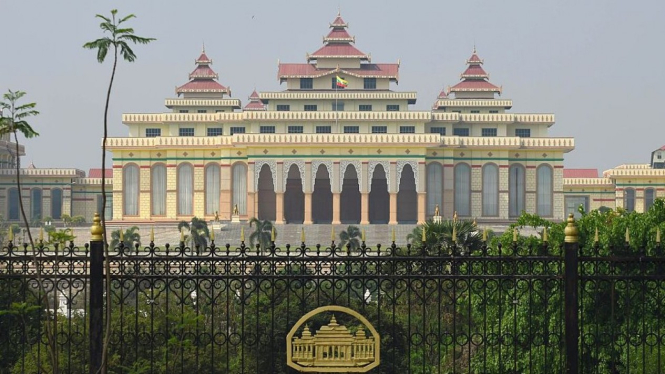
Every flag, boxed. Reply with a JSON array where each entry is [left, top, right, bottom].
[[335, 76, 348, 88]]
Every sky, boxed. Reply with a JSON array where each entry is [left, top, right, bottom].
[[0, 0, 663, 174]]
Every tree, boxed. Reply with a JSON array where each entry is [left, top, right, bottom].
[[249, 218, 275, 252], [177, 218, 209, 248], [110, 226, 141, 249], [406, 218, 483, 253], [47, 228, 76, 246], [339, 225, 362, 251]]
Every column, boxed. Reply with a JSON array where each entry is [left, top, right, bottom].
[[247, 162, 256, 219], [442, 162, 454, 218], [389, 193, 397, 225], [220, 164, 232, 220], [417, 193, 426, 224], [275, 192, 285, 224], [332, 193, 341, 224], [304, 193, 313, 224], [360, 193, 369, 224], [332, 162, 340, 224]]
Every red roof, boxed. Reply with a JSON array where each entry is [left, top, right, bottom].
[[196, 52, 211, 63], [449, 80, 500, 91], [563, 169, 599, 178], [278, 63, 399, 80], [461, 65, 488, 77], [437, 90, 448, 99], [325, 28, 353, 40], [243, 90, 265, 111], [189, 65, 218, 79], [248, 89, 260, 99], [330, 15, 347, 27], [176, 80, 228, 93], [468, 53, 482, 63], [88, 168, 113, 178], [310, 44, 368, 59]]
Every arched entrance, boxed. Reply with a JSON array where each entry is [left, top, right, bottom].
[[284, 164, 304, 223], [369, 164, 389, 224], [340, 165, 361, 224], [312, 165, 332, 223], [397, 164, 417, 223], [257, 164, 276, 221]]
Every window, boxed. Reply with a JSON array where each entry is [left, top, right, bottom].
[[454, 164, 471, 216], [426, 163, 443, 216], [400, 126, 415, 134], [624, 188, 636, 212], [304, 104, 317, 111], [179, 110, 189, 113], [453, 128, 470, 136], [371, 126, 387, 134], [232, 163, 247, 215], [430, 127, 446, 135], [363, 78, 376, 89], [31, 189, 42, 221], [123, 164, 139, 215], [288, 126, 303, 133], [471, 110, 480, 114], [260, 126, 275, 134], [359, 105, 373, 112], [566, 196, 589, 219], [316, 126, 331, 134], [197, 109, 207, 113], [482, 164, 499, 216], [332, 101, 345, 111], [344, 126, 359, 133], [536, 165, 553, 216], [145, 128, 161, 137], [490, 110, 499, 113], [207, 127, 223, 136], [178, 163, 194, 215], [151, 164, 166, 215], [205, 164, 221, 215], [300, 78, 313, 89], [179, 128, 194, 136], [215, 110, 224, 113], [509, 164, 525, 217], [515, 129, 531, 138], [482, 128, 497, 137], [51, 188, 63, 219], [645, 188, 656, 211], [276, 104, 290, 111], [386, 105, 399, 111], [8, 188, 19, 220], [230, 126, 245, 135], [452, 110, 461, 113]]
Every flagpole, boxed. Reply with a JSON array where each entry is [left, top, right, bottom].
[[335, 80, 338, 132]]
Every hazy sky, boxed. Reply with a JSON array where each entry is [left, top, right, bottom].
[[1, 0, 663, 174]]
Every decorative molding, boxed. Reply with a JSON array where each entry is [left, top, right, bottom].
[[339, 160, 362, 191], [311, 160, 333, 188], [283, 160, 305, 191], [254, 160, 277, 190], [397, 160, 419, 192], [368, 161, 390, 193]]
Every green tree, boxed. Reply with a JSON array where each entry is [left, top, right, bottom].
[[406, 218, 483, 253], [249, 218, 275, 252], [338, 225, 362, 251], [110, 226, 141, 249], [47, 228, 76, 246], [178, 217, 209, 248]]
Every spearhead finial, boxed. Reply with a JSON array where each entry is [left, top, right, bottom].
[[594, 227, 599, 244], [119, 228, 124, 242], [452, 224, 457, 243], [391, 228, 396, 242], [625, 227, 630, 244], [542, 227, 548, 242], [564, 214, 579, 243], [657, 227, 661, 244], [180, 227, 185, 243], [90, 213, 103, 241], [150, 226, 155, 242], [210, 227, 215, 241], [301, 227, 305, 243], [482, 228, 487, 242], [331, 226, 335, 242], [241, 226, 245, 242], [271, 226, 276, 242], [421, 227, 426, 242], [39, 227, 44, 242], [513, 228, 518, 242], [8, 227, 13, 242], [361, 228, 366, 242]]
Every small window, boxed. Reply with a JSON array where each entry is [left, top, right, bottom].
[[304, 104, 317, 111], [344, 126, 359, 134], [230, 126, 245, 135], [197, 109, 207, 113], [470, 110, 480, 114], [371, 126, 387, 134], [452, 110, 461, 113], [430, 127, 446, 135], [659, 154, 663, 160], [207, 127, 223, 136], [146, 128, 161, 137], [489, 110, 499, 113], [276, 104, 290, 111], [288, 126, 303, 133], [215, 110, 224, 113], [179, 128, 195, 136], [359, 104, 372, 111], [332, 101, 345, 111], [260, 126, 275, 134], [300, 78, 313, 89], [386, 105, 399, 111], [316, 126, 332, 134], [482, 128, 497, 137], [453, 128, 470, 137], [400, 126, 415, 134], [515, 129, 531, 138], [363, 78, 376, 89], [179, 110, 189, 113]]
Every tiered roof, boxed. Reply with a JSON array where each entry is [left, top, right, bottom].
[[176, 49, 231, 96], [243, 90, 266, 111], [447, 48, 502, 95], [563, 169, 599, 178], [308, 13, 367, 60]]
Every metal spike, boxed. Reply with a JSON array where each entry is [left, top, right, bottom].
[[482, 228, 487, 242], [150, 227, 155, 242], [542, 227, 548, 242], [361, 229, 366, 242], [625, 227, 630, 244], [120, 228, 124, 242], [271, 226, 276, 242], [301, 227, 305, 243], [513, 228, 518, 242], [657, 227, 661, 244], [331, 226, 335, 242], [452, 225, 457, 243], [391, 228, 396, 243], [594, 227, 599, 244], [241, 226, 245, 242], [421, 227, 426, 242]]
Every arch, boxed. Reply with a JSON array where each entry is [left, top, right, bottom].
[[509, 164, 525, 217], [426, 162, 443, 217], [624, 188, 636, 212], [645, 188, 656, 211], [340, 163, 361, 224], [368, 161, 390, 192], [536, 165, 553, 217], [454, 163, 471, 217], [369, 164, 389, 223], [284, 164, 304, 223], [177, 163, 194, 215], [7, 187, 19, 220], [311, 160, 333, 191], [397, 164, 418, 223], [283, 160, 305, 192], [205, 163, 221, 215], [31, 188, 42, 221], [151, 163, 166, 215], [232, 162, 247, 215], [312, 164, 333, 223], [123, 163, 139, 216], [257, 163, 276, 220], [482, 163, 499, 216], [51, 188, 63, 219], [339, 160, 362, 192]]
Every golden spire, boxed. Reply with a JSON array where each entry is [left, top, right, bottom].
[[8, 227, 13, 242], [482, 228, 487, 242], [361, 228, 366, 242], [271, 226, 276, 242], [421, 227, 426, 242], [657, 227, 661, 244], [564, 214, 579, 243], [594, 227, 599, 244], [331, 226, 335, 242], [513, 228, 518, 242], [625, 227, 630, 244], [180, 227, 185, 242], [150, 227, 155, 242], [90, 213, 103, 241], [241, 226, 245, 242], [119, 228, 124, 242], [39, 227, 44, 242], [452, 224, 457, 243], [391, 228, 396, 242], [210, 227, 215, 241], [542, 227, 548, 242], [301, 227, 306, 243]]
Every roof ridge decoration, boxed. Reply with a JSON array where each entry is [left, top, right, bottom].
[[176, 50, 230, 96], [447, 48, 502, 96], [309, 12, 369, 61], [244, 89, 266, 111]]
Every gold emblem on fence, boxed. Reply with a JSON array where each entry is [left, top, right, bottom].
[[286, 306, 380, 372]]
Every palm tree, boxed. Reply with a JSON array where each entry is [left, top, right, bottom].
[[406, 219, 483, 253], [339, 225, 362, 251], [110, 226, 141, 249], [249, 218, 275, 252], [178, 217, 209, 248]]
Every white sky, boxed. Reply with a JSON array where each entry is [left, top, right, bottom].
[[1, 0, 663, 174]]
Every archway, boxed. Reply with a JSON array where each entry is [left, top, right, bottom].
[[284, 164, 304, 223], [369, 164, 389, 224], [257, 164, 276, 220], [426, 162, 443, 217], [312, 164, 332, 223], [397, 164, 417, 223], [340, 165, 361, 224]]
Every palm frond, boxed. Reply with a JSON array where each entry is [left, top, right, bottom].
[[115, 27, 135, 35], [118, 34, 156, 44], [94, 13, 112, 23], [119, 43, 137, 62], [118, 14, 137, 24], [13, 121, 39, 138], [98, 22, 116, 34], [83, 38, 112, 63]]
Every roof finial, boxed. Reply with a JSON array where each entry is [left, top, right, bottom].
[[337, 4, 341, 16], [202, 41, 206, 53], [473, 44, 476, 54]]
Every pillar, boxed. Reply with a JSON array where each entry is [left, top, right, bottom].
[[275, 192, 284, 224], [389, 193, 397, 225], [332, 193, 341, 224], [417, 193, 426, 224], [304, 192, 313, 224], [360, 193, 369, 224], [247, 192, 256, 220]]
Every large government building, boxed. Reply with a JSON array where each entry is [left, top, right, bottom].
[[0, 13, 661, 226]]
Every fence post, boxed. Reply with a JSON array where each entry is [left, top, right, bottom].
[[564, 213, 579, 374], [89, 213, 104, 374]]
